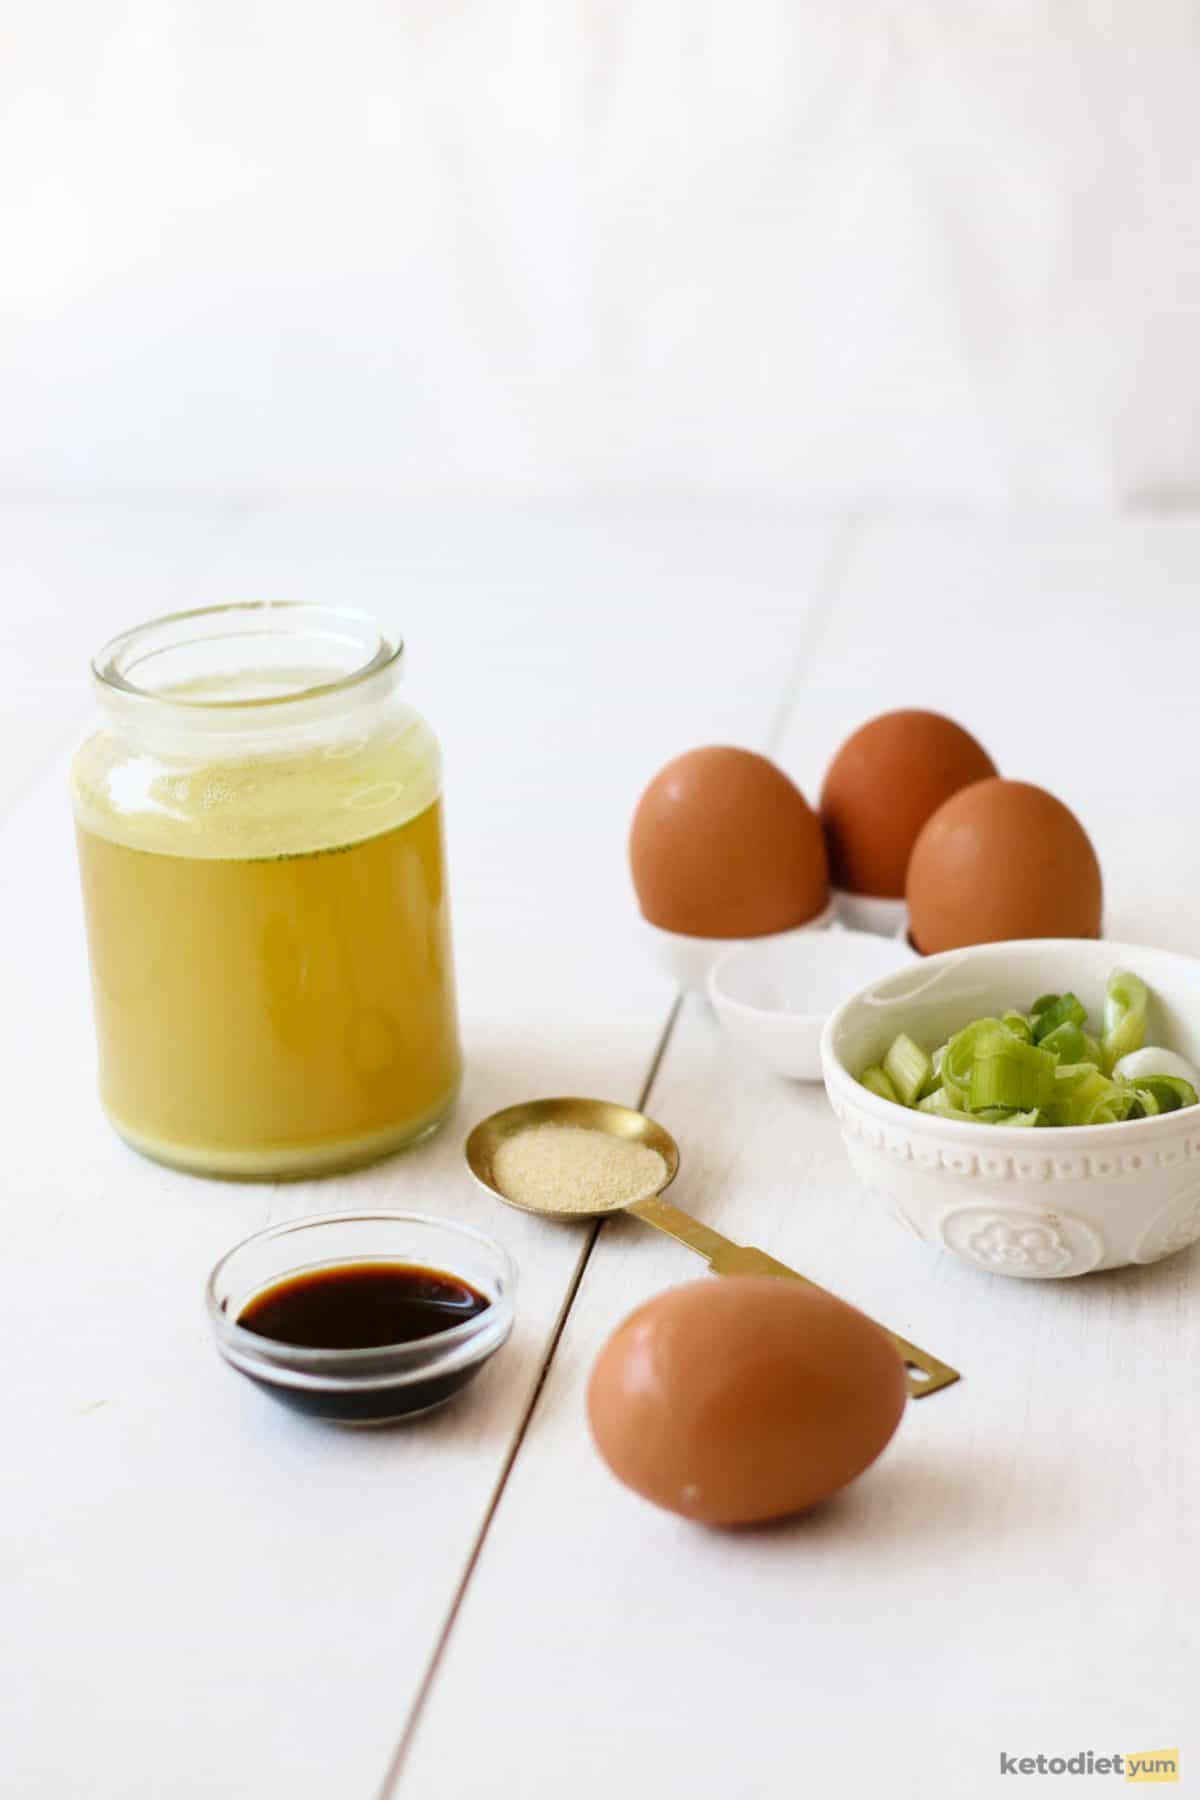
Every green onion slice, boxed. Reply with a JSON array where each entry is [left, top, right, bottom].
[[916, 1089, 976, 1121], [1088, 1087, 1140, 1125], [1127, 1075, 1197, 1114], [1032, 992, 1088, 1043], [1048, 1065, 1143, 1126], [1112, 1046, 1200, 1087], [1038, 1020, 1086, 1064], [967, 1035, 1058, 1112], [882, 1033, 933, 1106], [1102, 970, 1148, 1069], [941, 1018, 1011, 1093], [859, 1065, 900, 1104], [1045, 1065, 1108, 1126]]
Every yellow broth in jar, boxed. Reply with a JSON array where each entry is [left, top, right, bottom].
[[73, 716, 461, 1177]]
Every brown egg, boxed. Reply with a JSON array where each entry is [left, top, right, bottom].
[[907, 777, 1103, 954], [586, 1276, 907, 1526], [629, 747, 828, 938], [820, 710, 997, 897]]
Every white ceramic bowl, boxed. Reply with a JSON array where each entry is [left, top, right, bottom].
[[832, 889, 909, 938], [709, 929, 918, 1081], [821, 938, 1200, 1278], [643, 894, 839, 991]]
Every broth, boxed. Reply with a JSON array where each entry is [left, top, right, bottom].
[[75, 797, 461, 1176]]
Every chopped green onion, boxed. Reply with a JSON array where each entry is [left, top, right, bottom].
[[967, 1035, 1058, 1112], [1113, 1046, 1200, 1087], [942, 1018, 1011, 1093], [974, 1107, 1041, 1126], [1032, 992, 1088, 1042], [853, 969, 1190, 1129], [1126, 1075, 1197, 1114], [882, 1033, 933, 1106], [920, 1044, 946, 1096], [1053, 1060, 1100, 1087], [1046, 1065, 1146, 1126], [859, 1065, 900, 1104], [1088, 1086, 1140, 1126], [1045, 1065, 1111, 1126], [1038, 1020, 1086, 1064], [1102, 970, 1148, 1069], [916, 1089, 976, 1121]]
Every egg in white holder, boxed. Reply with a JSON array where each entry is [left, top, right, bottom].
[[832, 890, 909, 938], [630, 744, 834, 992]]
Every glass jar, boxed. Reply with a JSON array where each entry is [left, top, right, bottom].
[[71, 603, 462, 1179]]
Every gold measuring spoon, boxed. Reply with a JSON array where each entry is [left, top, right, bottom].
[[464, 1096, 960, 1399]]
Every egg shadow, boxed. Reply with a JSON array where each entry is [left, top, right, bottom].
[[711, 1435, 1114, 1552], [704, 1453, 970, 1548]]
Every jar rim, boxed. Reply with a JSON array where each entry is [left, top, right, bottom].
[[92, 600, 402, 712]]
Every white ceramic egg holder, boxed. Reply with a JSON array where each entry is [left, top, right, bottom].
[[643, 894, 918, 1083]]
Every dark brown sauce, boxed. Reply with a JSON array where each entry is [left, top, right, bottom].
[[234, 1261, 493, 1422], [238, 1261, 490, 1349]]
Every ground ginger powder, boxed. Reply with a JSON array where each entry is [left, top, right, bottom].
[[491, 1123, 666, 1214]]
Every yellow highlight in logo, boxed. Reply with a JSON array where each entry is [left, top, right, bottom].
[[1126, 1749, 1179, 1784]]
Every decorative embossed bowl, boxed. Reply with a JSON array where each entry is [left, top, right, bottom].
[[821, 939, 1200, 1278]]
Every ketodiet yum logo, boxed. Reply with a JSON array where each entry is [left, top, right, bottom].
[[999, 1749, 1179, 1783]]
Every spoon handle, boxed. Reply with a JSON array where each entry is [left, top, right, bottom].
[[626, 1195, 959, 1399]]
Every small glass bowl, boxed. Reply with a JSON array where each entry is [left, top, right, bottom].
[[206, 1212, 517, 1424]]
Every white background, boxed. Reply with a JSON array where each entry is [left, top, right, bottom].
[[4, 1, 1200, 507]]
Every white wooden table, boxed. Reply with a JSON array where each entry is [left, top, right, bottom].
[[5, 499, 1199, 1799]]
